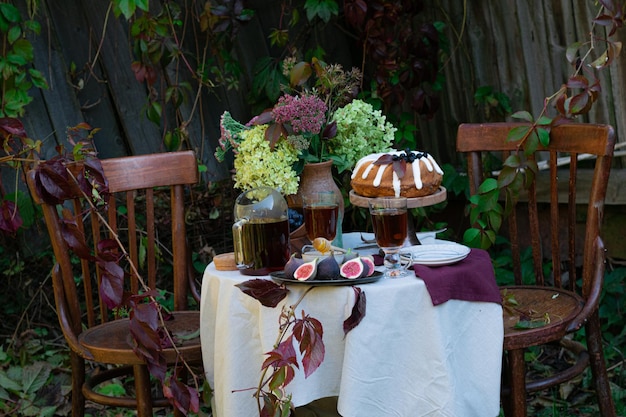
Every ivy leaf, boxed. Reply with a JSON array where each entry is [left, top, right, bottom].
[[304, 0, 339, 23], [477, 177, 498, 194], [537, 127, 550, 147], [0, 199, 23, 235], [511, 110, 533, 122], [236, 279, 289, 307], [523, 130, 539, 156], [99, 260, 125, 309], [293, 316, 324, 378], [343, 287, 366, 335], [565, 41, 582, 63], [506, 125, 530, 143], [289, 61, 312, 87]]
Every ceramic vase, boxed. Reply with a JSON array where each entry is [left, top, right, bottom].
[[288, 160, 344, 248]]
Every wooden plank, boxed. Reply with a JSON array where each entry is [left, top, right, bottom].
[[18, 2, 86, 152], [45, 0, 128, 159], [81, 0, 162, 155]]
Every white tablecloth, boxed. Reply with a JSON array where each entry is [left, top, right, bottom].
[[200, 236, 504, 417]]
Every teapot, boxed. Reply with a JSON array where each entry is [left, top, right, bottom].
[[232, 187, 291, 275]]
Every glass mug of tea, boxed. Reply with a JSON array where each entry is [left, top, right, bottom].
[[232, 187, 291, 276], [302, 191, 340, 242], [368, 197, 410, 278]]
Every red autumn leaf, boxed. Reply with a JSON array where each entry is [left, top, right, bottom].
[[59, 210, 93, 260], [99, 260, 125, 309], [164, 374, 199, 414], [344, 287, 366, 335], [264, 122, 288, 149], [322, 120, 337, 140], [373, 154, 394, 165], [0, 117, 27, 138], [236, 279, 289, 307], [84, 157, 109, 196], [34, 159, 75, 204], [293, 316, 324, 378], [96, 238, 121, 262], [392, 158, 407, 179], [0, 200, 23, 235], [262, 337, 298, 388]]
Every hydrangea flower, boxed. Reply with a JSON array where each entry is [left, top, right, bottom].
[[329, 99, 396, 169], [233, 125, 300, 195]]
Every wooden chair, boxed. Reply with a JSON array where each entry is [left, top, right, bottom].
[[27, 151, 202, 417], [456, 123, 616, 417]]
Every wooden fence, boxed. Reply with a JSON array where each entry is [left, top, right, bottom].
[[6, 1, 626, 198]]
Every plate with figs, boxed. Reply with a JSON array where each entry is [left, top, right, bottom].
[[270, 253, 383, 286]]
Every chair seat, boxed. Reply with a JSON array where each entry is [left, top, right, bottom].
[[79, 311, 202, 364], [502, 286, 584, 351]]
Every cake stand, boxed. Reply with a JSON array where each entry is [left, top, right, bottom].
[[349, 187, 447, 245]]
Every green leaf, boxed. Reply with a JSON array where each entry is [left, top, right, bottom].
[[0, 370, 22, 392], [477, 178, 498, 194], [463, 228, 481, 248], [7, 25, 21, 44], [146, 101, 162, 125], [497, 165, 518, 188], [22, 362, 51, 395], [0, 3, 21, 24], [12, 39, 34, 61], [488, 211, 502, 233], [566, 41, 582, 63], [507, 126, 531, 144], [304, 0, 339, 23], [524, 130, 539, 156], [511, 110, 533, 122], [135, 0, 149, 12]]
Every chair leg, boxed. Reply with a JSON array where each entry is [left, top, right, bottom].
[[134, 364, 153, 417], [585, 311, 616, 417], [70, 352, 85, 417], [505, 349, 527, 417]]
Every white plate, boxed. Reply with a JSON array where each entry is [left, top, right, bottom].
[[401, 243, 471, 266]]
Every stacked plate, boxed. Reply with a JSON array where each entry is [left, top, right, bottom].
[[401, 243, 471, 266]]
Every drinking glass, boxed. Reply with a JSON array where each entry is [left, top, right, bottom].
[[368, 197, 410, 278], [303, 191, 339, 242]]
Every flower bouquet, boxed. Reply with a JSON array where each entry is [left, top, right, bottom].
[[215, 58, 397, 196]]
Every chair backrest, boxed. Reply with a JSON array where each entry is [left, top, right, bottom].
[[27, 151, 199, 337], [457, 123, 615, 295]]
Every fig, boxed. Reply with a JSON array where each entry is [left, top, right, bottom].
[[341, 249, 358, 264], [284, 254, 304, 279], [316, 255, 341, 280], [359, 256, 376, 277], [340, 258, 364, 279], [294, 259, 318, 281]]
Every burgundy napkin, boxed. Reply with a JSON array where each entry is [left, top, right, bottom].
[[411, 248, 501, 306]]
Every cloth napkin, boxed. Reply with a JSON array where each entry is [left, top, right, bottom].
[[412, 248, 501, 306], [374, 248, 501, 306]]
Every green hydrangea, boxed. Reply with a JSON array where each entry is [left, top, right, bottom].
[[233, 125, 300, 195], [329, 99, 396, 171]]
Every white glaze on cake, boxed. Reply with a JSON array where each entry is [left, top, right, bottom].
[[351, 151, 443, 197]]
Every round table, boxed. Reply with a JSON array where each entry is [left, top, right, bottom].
[[200, 235, 503, 417]]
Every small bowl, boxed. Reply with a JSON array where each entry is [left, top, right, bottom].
[[301, 245, 350, 264]]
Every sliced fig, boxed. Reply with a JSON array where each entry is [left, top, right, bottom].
[[340, 258, 364, 279], [294, 259, 318, 281], [284, 254, 304, 280], [359, 256, 376, 277], [317, 255, 341, 280]]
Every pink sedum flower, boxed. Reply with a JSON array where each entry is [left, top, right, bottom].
[[272, 94, 327, 135]]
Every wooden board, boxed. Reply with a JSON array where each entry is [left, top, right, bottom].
[[349, 187, 447, 209]]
